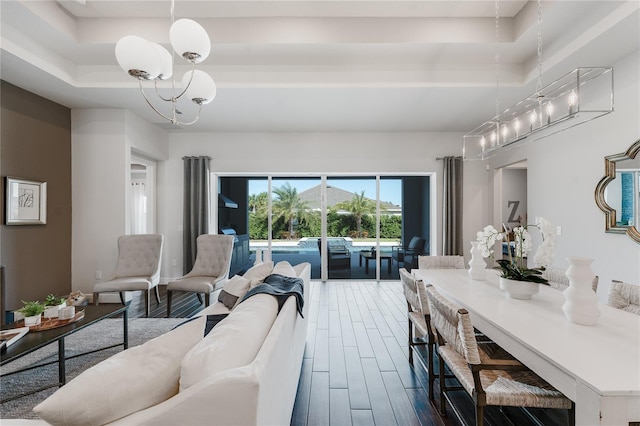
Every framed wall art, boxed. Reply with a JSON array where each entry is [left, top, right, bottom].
[[5, 177, 47, 225]]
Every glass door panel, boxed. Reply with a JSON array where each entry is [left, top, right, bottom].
[[326, 177, 377, 279], [269, 177, 322, 279]]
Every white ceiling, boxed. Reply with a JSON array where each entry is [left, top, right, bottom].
[[1, 0, 638, 133]]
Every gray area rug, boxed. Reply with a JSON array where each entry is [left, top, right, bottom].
[[1, 318, 184, 420]]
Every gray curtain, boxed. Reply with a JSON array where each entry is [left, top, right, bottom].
[[442, 156, 463, 255], [183, 156, 211, 274]]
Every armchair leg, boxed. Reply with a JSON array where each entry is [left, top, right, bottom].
[[167, 290, 173, 317], [119, 292, 126, 305], [154, 286, 161, 305], [204, 292, 210, 307], [93, 292, 100, 306], [196, 293, 203, 304], [144, 290, 150, 318]]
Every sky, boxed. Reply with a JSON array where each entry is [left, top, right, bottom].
[[249, 178, 402, 207]]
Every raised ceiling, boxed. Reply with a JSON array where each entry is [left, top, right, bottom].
[[1, 0, 638, 132]]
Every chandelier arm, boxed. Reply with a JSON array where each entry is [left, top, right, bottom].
[[174, 62, 197, 101], [153, 80, 174, 102], [174, 103, 203, 126], [137, 79, 177, 124]]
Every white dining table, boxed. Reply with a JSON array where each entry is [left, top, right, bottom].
[[413, 268, 640, 426]]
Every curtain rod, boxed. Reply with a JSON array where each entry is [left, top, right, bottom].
[[436, 156, 462, 160], [182, 156, 212, 160]]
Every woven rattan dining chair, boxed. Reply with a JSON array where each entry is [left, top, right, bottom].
[[93, 234, 164, 318], [166, 234, 234, 317], [545, 266, 599, 293], [418, 255, 465, 269], [400, 267, 436, 399], [607, 280, 640, 315], [424, 284, 575, 426]]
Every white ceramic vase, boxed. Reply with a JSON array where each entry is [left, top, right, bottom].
[[562, 257, 600, 326], [499, 277, 539, 300], [468, 241, 487, 280], [24, 314, 42, 326]]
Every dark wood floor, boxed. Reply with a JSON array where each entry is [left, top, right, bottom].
[[127, 281, 568, 426]]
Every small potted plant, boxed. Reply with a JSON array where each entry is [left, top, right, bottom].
[[44, 294, 67, 319], [19, 301, 46, 326]]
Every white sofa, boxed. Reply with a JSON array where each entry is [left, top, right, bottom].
[[15, 262, 310, 426]]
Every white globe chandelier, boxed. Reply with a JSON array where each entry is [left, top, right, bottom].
[[115, 0, 216, 125]]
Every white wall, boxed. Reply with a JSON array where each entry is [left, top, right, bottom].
[[72, 109, 168, 298], [481, 50, 640, 301], [157, 132, 466, 280], [73, 51, 639, 301]]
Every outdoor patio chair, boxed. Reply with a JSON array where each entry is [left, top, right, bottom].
[[318, 239, 351, 277], [392, 236, 427, 271]]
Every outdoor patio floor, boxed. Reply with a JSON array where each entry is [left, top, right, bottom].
[[239, 251, 402, 280]]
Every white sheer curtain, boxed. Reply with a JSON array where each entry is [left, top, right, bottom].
[[131, 182, 147, 234]]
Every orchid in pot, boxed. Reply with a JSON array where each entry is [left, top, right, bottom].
[[476, 217, 556, 299]]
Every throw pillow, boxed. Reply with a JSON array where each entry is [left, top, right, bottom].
[[34, 316, 207, 426], [272, 260, 297, 278], [218, 274, 251, 309], [179, 294, 279, 391], [243, 261, 274, 287]]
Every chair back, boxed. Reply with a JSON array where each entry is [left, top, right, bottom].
[[545, 266, 599, 293], [425, 285, 481, 365], [400, 268, 429, 315], [607, 280, 640, 315], [418, 255, 465, 269], [114, 234, 164, 284], [407, 236, 426, 252], [187, 234, 234, 279]]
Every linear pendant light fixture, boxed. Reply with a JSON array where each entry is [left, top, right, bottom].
[[115, 0, 216, 125], [463, 1, 614, 161]]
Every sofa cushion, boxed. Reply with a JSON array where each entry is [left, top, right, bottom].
[[272, 261, 297, 278], [217, 274, 251, 309], [179, 293, 279, 391], [33, 316, 207, 426], [243, 261, 274, 287]]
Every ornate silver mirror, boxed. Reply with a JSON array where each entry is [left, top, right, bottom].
[[595, 139, 640, 243]]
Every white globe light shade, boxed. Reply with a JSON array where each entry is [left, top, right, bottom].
[[182, 70, 216, 104], [170, 19, 211, 63], [150, 43, 173, 80], [115, 35, 161, 79]]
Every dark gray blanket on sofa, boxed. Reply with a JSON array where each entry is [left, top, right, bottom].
[[239, 273, 305, 318]]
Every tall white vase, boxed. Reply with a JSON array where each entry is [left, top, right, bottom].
[[468, 241, 487, 280], [562, 257, 600, 326]]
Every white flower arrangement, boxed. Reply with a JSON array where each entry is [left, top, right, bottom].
[[476, 217, 556, 283]]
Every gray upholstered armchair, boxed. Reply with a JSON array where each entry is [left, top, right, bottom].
[[166, 234, 234, 317], [93, 234, 164, 317]]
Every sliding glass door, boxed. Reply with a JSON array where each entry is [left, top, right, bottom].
[[221, 174, 427, 280]]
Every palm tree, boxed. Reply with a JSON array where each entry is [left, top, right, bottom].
[[248, 192, 269, 215], [335, 191, 377, 237], [272, 183, 309, 239]]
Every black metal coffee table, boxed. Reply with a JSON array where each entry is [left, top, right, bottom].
[[0, 302, 129, 403]]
